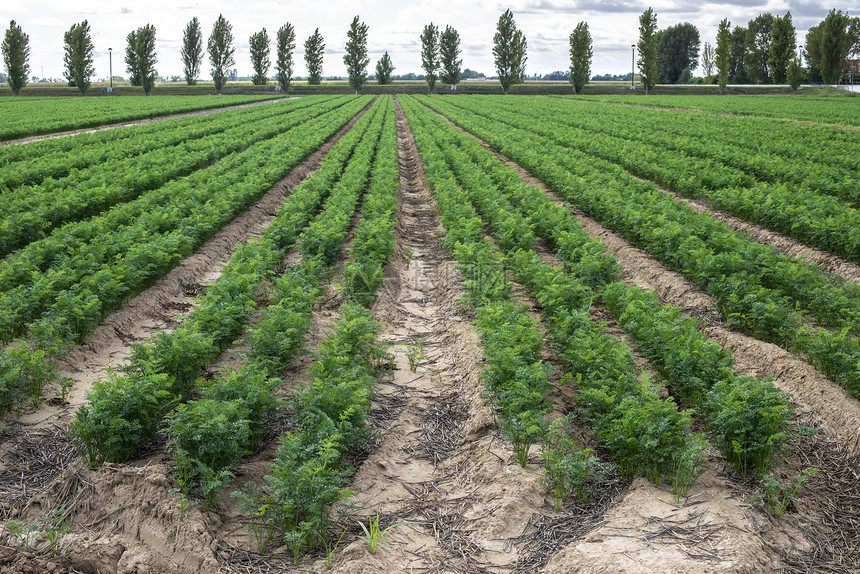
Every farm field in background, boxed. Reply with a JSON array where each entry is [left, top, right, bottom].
[[0, 93, 858, 573], [568, 92, 860, 126], [0, 94, 282, 141]]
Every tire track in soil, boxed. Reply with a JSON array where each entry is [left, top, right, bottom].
[[0, 104, 373, 574], [0, 98, 292, 146], [414, 102, 860, 572], [323, 98, 552, 573]]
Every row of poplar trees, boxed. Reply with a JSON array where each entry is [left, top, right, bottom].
[[1, 11, 594, 95]]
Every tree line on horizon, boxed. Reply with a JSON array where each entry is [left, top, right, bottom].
[[1, 8, 858, 96]]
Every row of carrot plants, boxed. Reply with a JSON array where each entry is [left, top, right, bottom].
[[0, 94, 277, 141], [255, 98, 397, 558], [417, 95, 860, 400], [449, 96, 860, 261], [402, 95, 707, 500], [0, 98, 312, 190], [0, 96, 372, 352], [70, 96, 387, 469], [168, 97, 395, 519], [554, 97, 860, 194], [404, 95, 794, 487], [573, 94, 860, 127], [0, 97, 348, 257], [164, 98, 396, 559]]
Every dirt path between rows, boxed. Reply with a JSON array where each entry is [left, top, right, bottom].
[[1, 98, 292, 146], [320, 97, 552, 573]]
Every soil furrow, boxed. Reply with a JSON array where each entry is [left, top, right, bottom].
[[325, 98, 554, 573]]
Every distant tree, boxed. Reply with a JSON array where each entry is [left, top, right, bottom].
[[637, 8, 658, 93], [208, 14, 235, 92], [420, 23, 439, 92], [275, 23, 296, 92], [343, 16, 369, 93], [787, 56, 802, 93], [808, 10, 859, 84], [715, 19, 731, 92], [543, 70, 569, 81], [728, 26, 748, 83], [461, 68, 485, 80], [656, 22, 700, 84], [63, 20, 95, 94], [744, 13, 774, 84], [439, 25, 462, 86], [701, 41, 715, 84], [568, 21, 592, 94], [768, 12, 796, 84], [376, 51, 394, 84], [181, 17, 204, 85], [2, 20, 30, 95], [493, 9, 527, 94], [304, 28, 325, 85], [125, 24, 157, 94], [249, 28, 270, 85]]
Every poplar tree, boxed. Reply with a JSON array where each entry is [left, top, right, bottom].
[[181, 17, 204, 85], [2, 20, 30, 95], [701, 42, 715, 83], [818, 10, 851, 84], [208, 14, 235, 92], [716, 18, 731, 92], [276, 23, 296, 92], [420, 23, 439, 93], [125, 24, 157, 95], [637, 8, 658, 93], [304, 29, 325, 85], [376, 51, 394, 84], [343, 16, 369, 93], [768, 12, 796, 84], [439, 25, 462, 86], [249, 28, 270, 85], [493, 9, 527, 94], [63, 20, 95, 94], [568, 21, 592, 94]]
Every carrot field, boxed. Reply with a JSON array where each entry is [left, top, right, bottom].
[[1, 93, 858, 573]]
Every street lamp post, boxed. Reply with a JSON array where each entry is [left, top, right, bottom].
[[108, 47, 113, 92], [631, 45, 636, 90]]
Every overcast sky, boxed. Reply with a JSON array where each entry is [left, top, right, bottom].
[[3, 0, 857, 81]]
